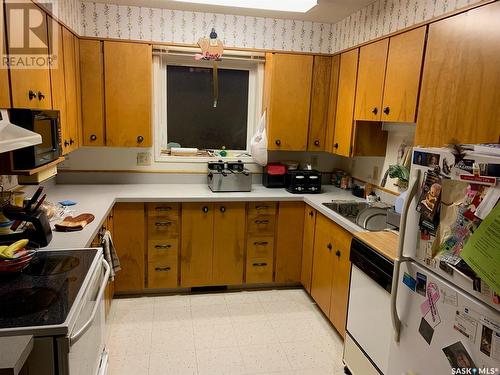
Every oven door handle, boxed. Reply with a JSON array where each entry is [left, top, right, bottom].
[[70, 258, 110, 346]]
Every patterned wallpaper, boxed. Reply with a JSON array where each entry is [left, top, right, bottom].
[[77, 0, 486, 53], [34, 0, 81, 33]]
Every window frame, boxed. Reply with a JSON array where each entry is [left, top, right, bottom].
[[153, 52, 264, 164]]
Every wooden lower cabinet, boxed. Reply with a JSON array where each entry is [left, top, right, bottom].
[[310, 213, 335, 315], [275, 201, 305, 283], [328, 224, 353, 337], [213, 202, 246, 285], [301, 206, 317, 293], [113, 203, 145, 293], [181, 203, 214, 287]]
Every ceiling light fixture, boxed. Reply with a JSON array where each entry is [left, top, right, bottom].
[[172, 0, 318, 13]]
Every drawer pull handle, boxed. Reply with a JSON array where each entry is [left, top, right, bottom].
[[252, 262, 267, 267], [254, 219, 269, 225], [254, 241, 269, 246], [155, 266, 171, 272], [155, 221, 172, 226], [155, 244, 172, 249], [28, 90, 37, 100], [327, 243, 333, 251], [255, 205, 269, 210], [155, 207, 172, 211], [335, 250, 341, 257]]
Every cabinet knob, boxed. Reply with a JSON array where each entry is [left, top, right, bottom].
[[202, 206, 209, 213], [314, 140, 320, 146], [220, 206, 226, 213], [90, 134, 97, 141], [275, 139, 281, 146], [38, 91, 45, 100], [309, 211, 314, 217], [28, 90, 37, 100], [137, 135, 144, 143], [64, 140, 70, 147], [383, 107, 390, 115], [333, 143, 339, 149], [69, 138, 74, 145], [335, 250, 341, 257], [327, 243, 333, 251], [371, 107, 378, 115]]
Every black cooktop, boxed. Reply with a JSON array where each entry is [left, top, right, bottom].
[[0, 249, 98, 329]]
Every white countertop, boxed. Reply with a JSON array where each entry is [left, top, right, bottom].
[[40, 184, 368, 250]]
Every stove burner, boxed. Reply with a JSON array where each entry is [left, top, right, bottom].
[[23, 255, 80, 276], [0, 287, 59, 318]]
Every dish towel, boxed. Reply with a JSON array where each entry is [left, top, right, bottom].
[[101, 230, 121, 281]]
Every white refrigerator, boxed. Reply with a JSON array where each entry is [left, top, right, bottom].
[[387, 146, 500, 375]]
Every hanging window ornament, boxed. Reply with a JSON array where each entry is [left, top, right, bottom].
[[195, 28, 224, 108]]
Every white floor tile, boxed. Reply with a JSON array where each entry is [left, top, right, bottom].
[[193, 323, 239, 349], [239, 344, 292, 373], [153, 305, 192, 326], [227, 302, 267, 324], [154, 294, 191, 309], [233, 320, 279, 346], [196, 347, 246, 375], [191, 303, 231, 327], [108, 353, 149, 375], [149, 350, 198, 375], [224, 291, 262, 305], [281, 340, 341, 371], [151, 324, 195, 353], [108, 322, 152, 355], [190, 293, 227, 306]]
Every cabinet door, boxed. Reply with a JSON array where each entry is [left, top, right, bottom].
[[0, 3, 10, 108], [416, 2, 500, 146], [324, 55, 340, 153], [62, 28, 79, 153], [308, 56, 332, 151], [329, 225, 352, 337], [181, 203, 214, 287], [213, 202, 246, 285], [354, 39, 389, 121], [382, 27, 426, 123], [310, 213, 334, 315], [113, 203, 145, 293], [48, 21, 68, 153], [333, 49, 358, 157], [266, 53, 313, 151], [104, 41, 152, 147], [6, 8, 52, 109], [275, 201, 305, 283], [80, 39, 105, 146], [301, 206, 316, 293]]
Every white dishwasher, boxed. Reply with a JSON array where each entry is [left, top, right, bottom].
[[343, 238, 394, 375]]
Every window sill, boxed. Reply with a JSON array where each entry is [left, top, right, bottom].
[[155, 154, 257, 164]]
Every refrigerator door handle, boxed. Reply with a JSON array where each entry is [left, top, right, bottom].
[[390, 168, 420, 343]]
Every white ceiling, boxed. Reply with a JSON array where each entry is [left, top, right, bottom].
[[91, 0, 375, 24]]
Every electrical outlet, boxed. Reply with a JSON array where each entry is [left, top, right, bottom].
[[137, 152, 151, 166], [310, 155, 319, 169]]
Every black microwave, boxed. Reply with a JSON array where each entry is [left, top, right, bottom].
[[9, 109, 62, 170]]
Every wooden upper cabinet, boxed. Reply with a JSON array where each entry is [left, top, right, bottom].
[[181, 203, 214, 287], [275, 201, 305, 283], [382, 27, 426, 122], [113, 203, 145, 293], [301, 206, 316, 293], [333, 49, 358, 157], [324, 55, 340, 153], [62, 28, 80, 153], [416, 2, 500, 146], [328, 224, 352, 337], [79, 39, 105, 146], [104, 41, 152, 147], [265, 53, 313, 151], [310, 213, 335, 315], [212, 202, 246, 285], [6, 8, 52, 109], [0, 4, 10, 108], [307, 56, 332, 151], [354, 39, 389, 121]]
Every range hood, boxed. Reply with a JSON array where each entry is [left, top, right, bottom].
[[0, 109, 42, 153]]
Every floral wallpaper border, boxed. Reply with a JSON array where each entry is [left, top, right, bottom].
[[36, 0, 486, 54]]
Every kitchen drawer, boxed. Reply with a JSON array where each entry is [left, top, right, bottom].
[[247, 237, 275, 259], [148, 239, 179, 263], [246, 257, 273, 284], [247, 214, 276, 235], [148, 217, 180, 239], [147, 203, 180, 218], [148, 259, 178, 289], [248, 202, 277, 216]]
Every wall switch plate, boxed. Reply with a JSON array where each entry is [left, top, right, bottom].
[[137, 152, 151, 166]]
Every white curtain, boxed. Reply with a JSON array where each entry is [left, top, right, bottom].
[[152, 55, 168, 154]]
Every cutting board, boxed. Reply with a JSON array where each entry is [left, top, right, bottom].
[[354, 230, 399, 261]]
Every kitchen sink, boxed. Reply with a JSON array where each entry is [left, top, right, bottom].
[[322, 200, 393, 231]]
